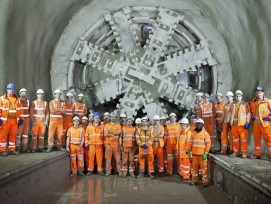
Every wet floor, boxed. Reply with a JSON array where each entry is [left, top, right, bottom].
[[32, 174, 231, 204]]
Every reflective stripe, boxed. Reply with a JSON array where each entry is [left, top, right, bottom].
[[34, 115, 45, 117], [192, 144, 206, 148], [65, 113, 73, 115], [21, 114, 29, 117], [8, 110, 16, 113], [50, 115, 62, 118], [22, 135, 28, 138]]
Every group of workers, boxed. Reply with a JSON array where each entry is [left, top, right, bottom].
[[0, 83, 270, 187]]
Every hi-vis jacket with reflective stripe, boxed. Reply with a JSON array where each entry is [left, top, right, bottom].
[[136, 126, 154, 147], [121, 126, 136, 148], [201, 102, 216, 125], [215, 102, 225, 125], [177, 127, 192, 158], [189, 129, 211, 155], [74, 102, 87, 118], [0, 94, 22, 123], [250, 97, 271, 127], [104, 123, 121, 144], [85, 123, 104, 145], [64, 102, 74, 122], [19, 99, 30, 118], [165, 123, 182, 145], [229, 101, 250, 126], [30, 100, 49, 122], [49, 100, 65, 121], [221, 102, 232, 124], [153, 125, 165, 148], [67, 126, 85, 144]]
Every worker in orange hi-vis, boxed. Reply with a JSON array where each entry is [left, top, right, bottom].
[[177, 118, 192, 182], [81, 116, 89, 171], [134, 118, 141, 173], [214, 93, 225, 152], [201, 93, 216, 152], [0, 83, 23, 156], [228, 90, 251, 159], [188, 119, 211, 187], [120, 116, 136, 178], [220, 91, 234, 154], [29, 89, 49, 153], [165, 112, 181, 175], [104, 112, 122, 176], [85, 112, 105, 176], [160, 115, 168, 172], [74, 93, 88, 120], [62, 92, 74, 147], [136, 117, 155, 179], [250, 86, 271, 161], [102, 112, 110, 126], [16, 88, 30, 153], [46, 89, 66, 153], [152, 115, 165, 174], [194, 92, 204, 117], [66, 116, 85, 177]]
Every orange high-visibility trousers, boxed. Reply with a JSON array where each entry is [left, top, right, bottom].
[[192, 155, 208, 184], [122, 147, 135, 175], [0, 118, 18, 152], [88, 145, 103, 172], [231, 126, 248, 155], [48, 120, 63, 147], [31, 121, 46, 150], [70, 144, 84, 174], [105, 143, 121, 173], [204, 124, 215, 149], [253, 124, 271, 157], [153, 146, 164, 172], [62, 121, 73, 146], [221, 123, 232, 152], [16, 118, 30, 151], [166, 144, 177, 173], [139, 146, 154, 173], [179, 158, 191, 180]]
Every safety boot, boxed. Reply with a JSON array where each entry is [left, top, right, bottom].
[[122, 174, 127, 178], [130, 174, 136, 178], [86, 171, 93, 176], [250, 155, 262, 159], [149, 172, 155, 179], [70, 173, 77, 177], [137, 169, 144, 179], [118, 172, 123, 177], [241, 155, 247, 159], [98, 171, 105, 176], [189, 182, 198, 186], [104, 172, 111, 177], [178, 174, 183, 181], [9, 151, 19, 155], [203, 183, 209, 188], [78, 171, 84, 176], [0, 152, 8, 156], [229, 153, 237, 157], [57, 146, 66, 152], [46, 147, 52, 153]]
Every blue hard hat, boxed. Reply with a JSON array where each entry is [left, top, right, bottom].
[[7, 83, 16, 89], [93, 112, 100, 117]]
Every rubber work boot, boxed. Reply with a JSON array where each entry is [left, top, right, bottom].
[[241, 155, 247, 159], [9, 151, 19, 155], [250, 155, 262, 159], [78, 171, 84, 176], [0, 152, 8, 156], [149, 172, 155, 179], [189, 182, 198, 186], [70, 173, 77, 177], [118, 172, 123, 177], [46, 147, 52, 153], [137, 169, 144, 179], [86, 171, 93, 176], [104, 173, 111, 177], [230, 153, 237, 157], [130, 174, 136, 178], [122, 174, 127, 178], [98, 171, 104, 176], [178, 174, 183, 181]]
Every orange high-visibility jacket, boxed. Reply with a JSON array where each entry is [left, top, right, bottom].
[[30, 100, 49, 122], [229, 102, 250, 126], [153, 125, 165, 147], [85, 123, 104, 145], [189, 129, 211, 155], [194, 102, 203, 117], [19, 99, 30, 118], [64, 102, 74, 122], [67, 126, 85, 144], [136, 126, 154, 147], [74, 102, 87, 118], [177, 127, 192, 158], [0, 94, 22, 123], [121, 125, 136, 148], [49, 100, 65, 121], [166, 123, 182, 145], [104, 123, 121, 144], [215, 102, 225, 125], [221, 102, 232, 124], [250, 97, 271, 127], [201, 102, 216, 125]]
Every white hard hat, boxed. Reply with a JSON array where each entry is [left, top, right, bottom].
[[235, 90, 243, 96], [196, 118, 204, 124], [127, 116, 134, 120], [36, 89, 44, 94], [73, 116, 80, 121], [19, 88, 27, 94], [89, 113, 94, 117], [180, 118, 189, 124], [216, 93, 223, 97], [226, 91, 234, 97], [77, 93, 84, 98], [54, 89, 62, 94], [160, 116, 166, 120], [169, 113, 176, 117], [82, 116, 88, 121], [66, 92, 73, 97], [196, 92, 203, 97], [135, 118, 141, 124], [141, 116, 148, 121], [120, 113, 126, 118], [110, 112, 117, 117], [204, 93, 210, 98], [104, 112, 110, 116], [153, 115, 160, 120]]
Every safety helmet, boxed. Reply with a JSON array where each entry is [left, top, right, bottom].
[[204, 93, 210, 98], [73, 116, 80, 121], [77, 93, 84, 98], [66, 92, 73, 97], [120, 113, 126, 118], [7, 83, 15, 90], [135, 118, 141, 124], [226, 91, 234, 97], [82, 116, 88, 121], [104, 112, 110, 116], [216, 93, 223, 97], [110, 112, 117, 117], [190, 112, 197, 118], [169, 113, 176, 117], [196, 118, 204, 124], [36, 89, 44, 94], [235, 90, 243, 96], [196, 92, 203, 97], [54, 89, 62, 94], [255, 85, 265, 92], [19, 88, 27, 94], [127, 116, 134, 120], [180, 118, 189, 124], [89, 113, 94, 117], [153, 115, 160, 120], [160, 116, 166, 120], [93, 112, 100, 117], [141, 116, 148, 121]]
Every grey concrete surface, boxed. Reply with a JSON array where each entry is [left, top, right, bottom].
[[32, 175, 231, 204]]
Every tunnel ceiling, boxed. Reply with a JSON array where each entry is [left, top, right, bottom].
[[51, 1, 232, 117]]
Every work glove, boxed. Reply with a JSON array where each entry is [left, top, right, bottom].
[[202, 152, 208, 160], [142, 144, 148, 149], [18, 119, 24, 126], [133, 145, 138, 152], [31, 120, 36, 127], [218, 125, 222, 132], [227, 122, 231, 129], [244, 122, 249, 129], [44, 120, 49, 127], [0, 118, 2, 125], [85, 146, 89, 151], [188, 150, 192, 158], [263, 117, 271, 121]]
